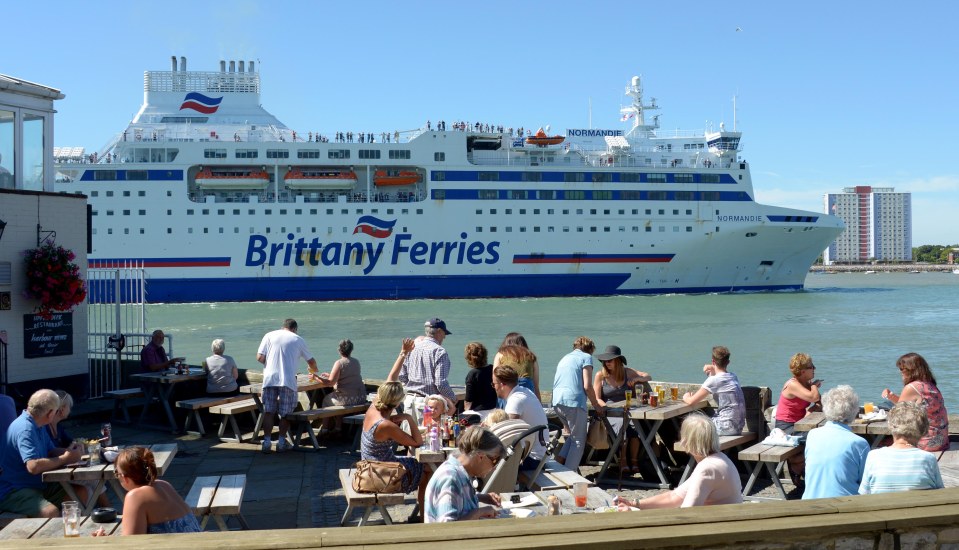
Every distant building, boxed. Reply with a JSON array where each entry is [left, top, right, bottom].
[[823, 186, 911, 264]]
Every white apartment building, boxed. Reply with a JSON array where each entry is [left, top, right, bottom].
[[823, 186, 912, 264]]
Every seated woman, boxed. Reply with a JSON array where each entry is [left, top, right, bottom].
[[492, 333, 541, 402], [202, 338, 239, 397], [101, 447, 200, 535], [683, 346, 746, 436], [774, 352, 823, 487], [317, 339, 368, 435], [803, 385, 870, 499], [361, 381, 426, 520], [860, 400, 944, 494], [47, 391, 110, 508], [614, 414, 742, 508], [463, 342, 497, 412], [424, 425, 505, 522], [882, 352, 949, 452], [593, 345, 650, 474]]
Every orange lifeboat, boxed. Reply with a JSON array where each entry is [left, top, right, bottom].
[[373, 169, 421, 187], [195, 167, 270, 189], [525, 127, 565, 147], [284, 168, 358, 189]]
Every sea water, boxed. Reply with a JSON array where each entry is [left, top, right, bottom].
[[145, 272, 959, 405]]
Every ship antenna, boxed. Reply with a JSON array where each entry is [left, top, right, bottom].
[[733, 93, 738, 131]]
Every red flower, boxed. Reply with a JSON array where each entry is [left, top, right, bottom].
[[23, 243, 87, 319]]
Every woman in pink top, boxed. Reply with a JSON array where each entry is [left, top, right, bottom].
[[774, 352, 823, 489], [613, 414, 742, 509], [882, 352, 949, 452]]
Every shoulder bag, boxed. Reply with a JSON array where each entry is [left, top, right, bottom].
[[352, 460, 407, 493]]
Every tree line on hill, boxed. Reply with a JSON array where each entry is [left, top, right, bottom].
[[913, 244, 959, 263]]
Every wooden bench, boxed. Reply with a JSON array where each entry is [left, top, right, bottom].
[[288, 404, 370, 450], [674, 432, 758, 483], [338, 468, 406, 526], [176, 394, 250, 436], [103, 388, 145, 424], [738, 442, 804, 500], [209, 399, 260, 443], [519, 459, 592, 491], [185, 474, 249, 531]]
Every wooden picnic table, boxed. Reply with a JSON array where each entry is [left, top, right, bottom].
[[0, 515, 121, 539], [239, 374, 326, 442], [534, 486, 615, 514], [131, 368, 207, 432], [795, 411, 892, 448], [41, 443, 178, 515], [596, 398, 708, 489]]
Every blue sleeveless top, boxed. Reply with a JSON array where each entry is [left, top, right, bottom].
[[144, 512, 201, 534]]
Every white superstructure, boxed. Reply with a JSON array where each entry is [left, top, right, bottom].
[[55, 57, 843, 303]]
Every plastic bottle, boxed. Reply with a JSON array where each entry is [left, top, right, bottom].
[[429, 426, 440, 452], [423, 405, 432, 427]]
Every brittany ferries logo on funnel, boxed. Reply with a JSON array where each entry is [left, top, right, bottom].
[[352, 216, 396, 238], [179, 92, 223, 114]]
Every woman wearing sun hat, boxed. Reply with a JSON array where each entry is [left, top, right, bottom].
[[593, 345, 651, 474]]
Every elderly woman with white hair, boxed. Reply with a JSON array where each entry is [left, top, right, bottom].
[[802, 385, 870, 499], [614, 413, 742, 509], [859, 401, 944, 494], [202, 338, 239, 397]]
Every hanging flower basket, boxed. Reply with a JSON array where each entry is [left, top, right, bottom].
[[22, 243, 87, 319]]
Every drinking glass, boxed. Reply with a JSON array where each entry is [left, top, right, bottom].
[[87, 442, 101, 465], [670, 386, 679, 401], [573, 482, 588, 508], [863, 402, 875, 414], [62, 500, 80, 538]]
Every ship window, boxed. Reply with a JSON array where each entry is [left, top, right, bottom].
[[97, 172, 117, 182], [166, 228, 171, 234], [520, 227, 527, 233], [249, 209, 255, 215], [188, 228, 194, 234], [659, 226, 665, 232], [675, 192, 694, 201], [658, 209, 665, 214], [646, 226, 652, 232], [538, 190, 555, 199], [138, 210, 146, 215], [675, 174, 694, 183], [590, 209, 597, 215], [621, 173, 640, 183], [125, 171, 146, 181], [520, 209, 527, 215], [562, 227, 569, 232], [648, 192, 667, 201], [577, 227, 584, 233], [167, 191, 172, 197], [647, 173, 667, 183], [673, 209, 679, 215], [479, 190, 497, 200], [687, 227, 693, 232], [673, 226, 680, 232], [593, 191, 612, 200], [387, 209, 393, 214], [416, 209, 423, 214], [236, 149, 259, 159], [186, 209, 194, 215], [203, 209, 210, 215], [235, 228, 239, 233], [433, 171, 446, 181], [510, 190, 527, 200], [326, 209, 334, 214], [523, 172, 542, 182], [490, 227, 496, 232], [475, 227, 483, 232], [122, 191, 131, 197], [533, 209, 539, 214], [358, 149, 381, 159], [434, 190, 445, 199], [621, 191, 640, 200], [604, 227, 611, 232], [266, 150, 290, 159], [217, 209, 225, 215], [402, 209, 409, 214], [280, 209, 287, 215], [478, 172, 500, 181], [645, 209, 651, 214], [309, 209, 317, 215], [505, 209, 512, 215], [475, 209, 482, 214], [506, 227, 512, 232], [702, 174, 721, 183], [389, 150, 411, 159], [90, 191, 98, 197], [265, 209, 272, 215], [203, 228, 208, 234], [564, 172, 585, 182], [548, 209, 554, 215], [434, 152, 445, 161], [686, 209, 692, 215], [122, 209, 130, 215], [562, 210, 569, 215], [204, 149, 227, 159], [592, 173, 612, 183], [341, 209, 348, 214], [139, 191, 146, 196], [566, 191, 585, 200], [489, 209, 497, 215], [534, 227, 540, 232], [298, 150, 321, 159]]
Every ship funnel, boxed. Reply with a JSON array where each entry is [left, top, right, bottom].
[[220, 60, 226, 72], [171, 56, 178, 71], [229, 60, 235, 72], [180, 56, 187, 71], [249, 60, 254, 73], [238, 60, 245, 72]]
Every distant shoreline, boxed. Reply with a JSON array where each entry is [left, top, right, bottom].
[[811, 264, 958, 273]]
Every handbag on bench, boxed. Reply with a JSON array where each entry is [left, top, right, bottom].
[[352, 460, 407, 493]]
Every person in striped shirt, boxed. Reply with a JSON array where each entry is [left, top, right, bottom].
[[859, 400, 944, 495]]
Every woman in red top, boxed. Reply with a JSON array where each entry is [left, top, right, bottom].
[[774, 352, 823, 489], [882, 352, 949, 452]]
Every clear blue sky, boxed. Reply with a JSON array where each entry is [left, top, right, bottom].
[[5, 1, 958, 245]]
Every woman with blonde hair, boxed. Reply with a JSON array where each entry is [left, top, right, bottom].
[[99, 447, 200, 535], [492, 333, 540, 402], [614, 414, 741, 509], [361, 380, 427, 521], [424, 425, 505, 522], [774, 352, 822, 489], [882, 352, 949, 451]]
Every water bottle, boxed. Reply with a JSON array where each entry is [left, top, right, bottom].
[[423, 404, 432, 427], [429, 426, 439, 452]]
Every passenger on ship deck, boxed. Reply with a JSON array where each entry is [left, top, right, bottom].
[[802, 385, 869, 499], [593, 345, 651, 474], [424, 425, 504, 523], [881, 352, 949, 452], [315, 339, 367, 436], [202, 338, 239, 397], [551, 336, 604, 470], [492, 332, 541, 403], [613, 414, 742, 509], [683, 346, 746, 435], [398, 318, 456, 425], [859, 400, 943, 494], [140, 329, 184, 373], [774, 352, 822, 489], [463, 342, 497, 413]]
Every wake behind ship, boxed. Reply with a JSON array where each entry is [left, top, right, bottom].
[[55, 56, 843, 303]]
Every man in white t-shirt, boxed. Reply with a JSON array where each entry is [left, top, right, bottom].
[[256, 318, 318, 453], [493, 364, 548, 470]]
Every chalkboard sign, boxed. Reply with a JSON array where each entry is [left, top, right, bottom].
[[23, 313, 73, 358]]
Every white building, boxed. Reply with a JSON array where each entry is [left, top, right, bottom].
[[823, 186, 912, 264]]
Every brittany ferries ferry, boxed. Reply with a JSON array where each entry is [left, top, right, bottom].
[[55, 56, 843, 303]]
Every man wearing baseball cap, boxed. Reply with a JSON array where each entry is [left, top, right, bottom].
[[399, 318, 456, 424]]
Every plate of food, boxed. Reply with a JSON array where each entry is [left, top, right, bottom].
[[593, 505, 639, 513]]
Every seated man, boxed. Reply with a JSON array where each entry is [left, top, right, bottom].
[[802, 385, 870, 499], [0, 389, 84, 517], [140, 329, 184, 373], [493, 365, 548, 470]]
